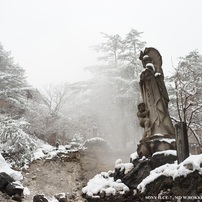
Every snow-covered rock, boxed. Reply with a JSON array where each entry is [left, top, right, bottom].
[[137, 154, 202, 193], [82, 171, 129, 198], [0, 153, 22, 181]]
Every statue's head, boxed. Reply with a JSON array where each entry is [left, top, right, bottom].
[[143, 55, 153, 64], [139, 53, 153, 69], [139, 47, 163, 75], [138, 102, 146, 112]]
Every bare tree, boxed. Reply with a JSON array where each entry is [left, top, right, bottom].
[[168, 50, 202, 146], [42, 83, 68, 116]]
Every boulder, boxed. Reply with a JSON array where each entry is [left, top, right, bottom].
[[33, 194, 48, 202], [55, 193, 68, 202], [6, 181, 23, 196], [122, 160, 151, 189], [12, 193, 22, 202], [141, 171, 202, 199], [0, 172, 14, 190], [114, 151, 177, 189]]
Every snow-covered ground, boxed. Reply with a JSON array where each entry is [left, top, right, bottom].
[[1, 136, 202, 201], [0, 134, 114, 199]]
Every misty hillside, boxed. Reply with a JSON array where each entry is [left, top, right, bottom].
[[0, 30, 147, 167], [0, 28, 202, 201]]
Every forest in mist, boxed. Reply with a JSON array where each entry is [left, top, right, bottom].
[[0, 28, 202, 164]]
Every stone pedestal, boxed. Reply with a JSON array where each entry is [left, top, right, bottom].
[[137, 134, 176, 158]]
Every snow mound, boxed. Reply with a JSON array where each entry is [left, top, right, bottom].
[[82, 171, 129, 198]]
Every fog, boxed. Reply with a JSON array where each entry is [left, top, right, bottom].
[[57, 73, 142, 151], [1, 0, 202, 155]]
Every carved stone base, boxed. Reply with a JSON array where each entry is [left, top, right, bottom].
[[137, 134, 176, 158]]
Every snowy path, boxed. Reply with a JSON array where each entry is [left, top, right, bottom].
[[22, 152, 84, 201]]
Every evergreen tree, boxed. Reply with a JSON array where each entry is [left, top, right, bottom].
[[93, 33, 124, 68], [0, 43, 29, 116], [121, 29, 146, 78], [0, 43, 27, 91]]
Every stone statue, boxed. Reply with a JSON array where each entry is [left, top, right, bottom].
[[139, 47, 175, 136], [137, 47, 176, 157], [93, 123, 98, 137]]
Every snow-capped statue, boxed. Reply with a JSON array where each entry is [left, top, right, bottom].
[[137, 47, 176, 157], [139, 47, 175, 137]]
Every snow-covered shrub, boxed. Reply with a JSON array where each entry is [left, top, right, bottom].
[[0, 117, 37, 167], [64, 133, 85, 150], [83, 137, 110, 151]]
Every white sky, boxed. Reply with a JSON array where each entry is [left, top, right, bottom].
[[0, 0, 202, 88]]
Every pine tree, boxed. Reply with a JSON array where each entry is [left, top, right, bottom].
[[0, 43, 27, 91], [121, 29, 146, 78], [93, 33, 124, 68]]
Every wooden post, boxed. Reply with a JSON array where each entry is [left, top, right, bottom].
[[175, 122, 189, 163]]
